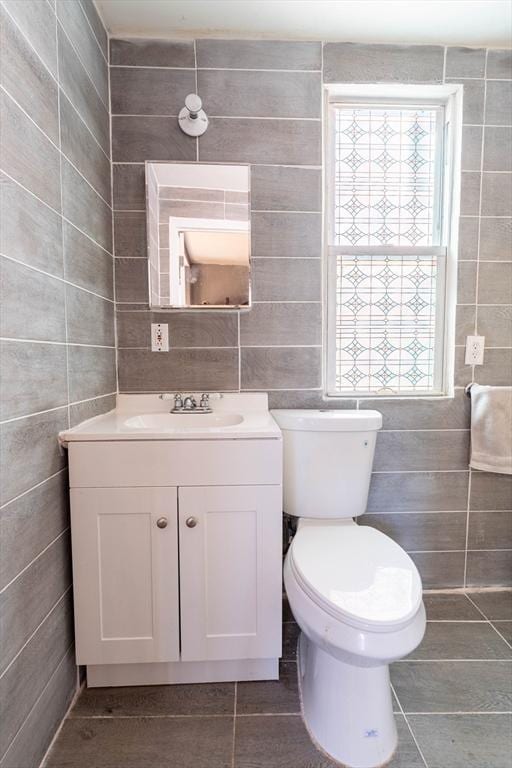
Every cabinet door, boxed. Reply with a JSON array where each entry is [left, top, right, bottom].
[[179, 485, 282, 662], [71, 487, 179, 665]]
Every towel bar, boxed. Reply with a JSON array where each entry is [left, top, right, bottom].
[[465, 383, 474, 397]]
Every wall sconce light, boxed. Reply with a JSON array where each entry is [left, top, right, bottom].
[[178, 93, 208, 137]]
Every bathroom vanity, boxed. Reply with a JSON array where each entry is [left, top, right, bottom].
[[59, 394, 282, 687]]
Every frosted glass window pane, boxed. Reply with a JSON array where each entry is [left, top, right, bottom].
[[334, 107, 439, 247], [335, 254, 438, 393]]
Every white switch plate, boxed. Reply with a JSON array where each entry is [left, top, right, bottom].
[[151, 323, 169, 352], [465, 335, 485, 365]]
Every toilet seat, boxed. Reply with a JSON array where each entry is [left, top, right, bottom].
[[289, 523, 422, 631]]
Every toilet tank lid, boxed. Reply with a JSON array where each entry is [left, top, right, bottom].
[[271, 409, 382, 432]]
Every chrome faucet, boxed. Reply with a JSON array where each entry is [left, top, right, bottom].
[[169, 393, 212, 414]]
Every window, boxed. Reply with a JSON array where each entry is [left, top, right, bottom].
[[325, 86, 461, 397]]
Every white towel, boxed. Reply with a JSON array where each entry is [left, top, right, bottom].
[[470, 384, 512, 474]]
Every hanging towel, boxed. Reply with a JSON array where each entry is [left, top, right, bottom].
[[469, 384, 512, 474]]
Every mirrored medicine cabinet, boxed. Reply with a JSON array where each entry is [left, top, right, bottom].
[[146, 162, 251, 310]]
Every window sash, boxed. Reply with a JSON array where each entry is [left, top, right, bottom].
[[328, 102, 446, 249], [325, 97, 451, 397], [326, 246, 447, 397]]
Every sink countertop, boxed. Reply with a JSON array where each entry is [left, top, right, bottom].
[[59, 393, 281, 444]]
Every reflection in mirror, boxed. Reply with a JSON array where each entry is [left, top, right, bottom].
[[146, 162, 250, 309]]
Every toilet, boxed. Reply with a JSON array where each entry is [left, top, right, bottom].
[[271, 410, 426, 768]]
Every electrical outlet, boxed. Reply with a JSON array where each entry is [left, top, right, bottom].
[[151, 323, 169, 352], [465, 335, 485, 366]]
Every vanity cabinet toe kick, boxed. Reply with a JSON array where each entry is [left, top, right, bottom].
[[68, 438, 283, 688]]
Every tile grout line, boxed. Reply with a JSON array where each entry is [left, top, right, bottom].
[[0, 586, 72, 678], [465, 593, 512, 650], [487, 622, 512, 651], [0, 393, 117, 429], [390, 682, 429, 768], [78, 0, 108, 65], [2, 85, 112, 210], [465, 49, 488, 587], [463, 468, 472, 588], [1, 171, 113, 258], [0, 529, 70, 596], [231, 682, 237, 768], [107, 14, 119, 400], [54, 5, 71, 432], [1, 251, 115, 301], [0, 468, 67, 511], [39, 648, 84, 768], [5, 643, 76, 767], [55, 13, 109, 113]]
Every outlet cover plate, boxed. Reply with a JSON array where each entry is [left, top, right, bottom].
[[465, 335, 485, 366], [151, 323, 169, 352]]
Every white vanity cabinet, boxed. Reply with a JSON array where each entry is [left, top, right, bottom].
[[179, 485, 282, 662], [71, 487, 180, 666], [65, 418, 283, 688]]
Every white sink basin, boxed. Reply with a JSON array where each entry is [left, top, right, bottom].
[[58, 394, 282, 443], [124, 412, 244, 430]]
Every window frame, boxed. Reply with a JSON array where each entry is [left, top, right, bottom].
[[323, 84, 463, 400]]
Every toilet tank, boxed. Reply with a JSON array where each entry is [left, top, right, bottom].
[[271, 410, 382, 519]]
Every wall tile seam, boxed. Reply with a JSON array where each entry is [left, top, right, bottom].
[[468, 509, 512, 513], [0, 12, 110, 161], [457, 301, 512, 307], [0, 642, 79, 768], [1, 253, 115, 303], [112, 161, 324, 169], [115, 301, 324, 306], [462, 170, 512, 175], [457, 263, 512, 267], [0, 528, 71, 600], [114, 256, 323, 260], [454, 343, 512, 347], [112, 113, 322, 121], [474, 48, 489, 368], [54, 1, 72, 431], [364, 509, 473, 515], [0, 468, 67, 512], [113, 209, 325, 213], [463, 124, 512, 127], [110, 64, 322, 74], [0, 586, 72, 685], [56, 14, 109, 112], [1, 86, 113, 209], [371, 469, 470, 473], [0, 174, 114, 258], [77, 0, 109, 65], [59, 87, 111, 163], [117, 387, 313, 393], [107, 20, 120, 398], [59, 80, 111, 161], [119, 344, 322, 349], [0, 338, 116, 350], [0, 0, 61, 88], [0, 392, 117, 428]]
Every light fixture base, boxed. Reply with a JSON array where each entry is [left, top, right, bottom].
[[178, 93, 209, 137]]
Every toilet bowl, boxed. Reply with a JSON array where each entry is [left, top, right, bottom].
[[284, 519, 425, 768], [271, 410, 426, 768]]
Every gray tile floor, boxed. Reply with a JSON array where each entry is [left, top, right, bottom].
[[45, 591, 512, 768]]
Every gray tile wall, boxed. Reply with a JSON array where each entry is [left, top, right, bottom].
[[110, 38, 511, 589], [0, 1, 114, 765]]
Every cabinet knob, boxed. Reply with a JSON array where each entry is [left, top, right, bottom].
[[156, 517, 168, 529], [185, 517, 198, 528]]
